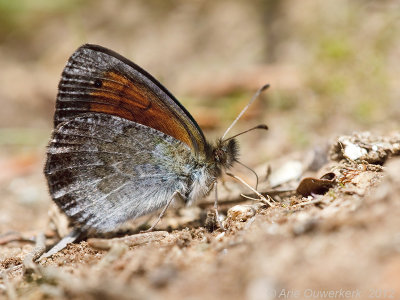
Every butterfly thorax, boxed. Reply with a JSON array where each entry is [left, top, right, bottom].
[[184, 138, 238, 205]]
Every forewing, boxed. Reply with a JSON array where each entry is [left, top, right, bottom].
[[55, 44, 207, 155], [45, 113, 192, 232]]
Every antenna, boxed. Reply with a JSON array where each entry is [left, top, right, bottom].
[[235, 160, 260, 190], [221, 83, 270, 140], [223, 124, 268, 143]]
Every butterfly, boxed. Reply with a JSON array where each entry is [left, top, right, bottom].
[[44, 44, 268, 234]]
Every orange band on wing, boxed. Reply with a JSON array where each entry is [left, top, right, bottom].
[[88, 71, 193, 148]]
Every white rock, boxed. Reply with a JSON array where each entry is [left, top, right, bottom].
[[269, 160, 303, 187], [343, 142, 367, 160]]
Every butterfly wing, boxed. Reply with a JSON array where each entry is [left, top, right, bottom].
[[55, 44, 208, 156], [45, 113, 194, 232]]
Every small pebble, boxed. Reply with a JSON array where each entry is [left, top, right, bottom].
[[227, 204, 257, 222]]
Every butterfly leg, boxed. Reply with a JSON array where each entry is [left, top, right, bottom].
[[145, 190, 180, 232], [214, 181, 225, 230], [39, 229, 82, 260]]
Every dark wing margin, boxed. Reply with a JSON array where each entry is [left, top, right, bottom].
[[55, 43, 208, 156]]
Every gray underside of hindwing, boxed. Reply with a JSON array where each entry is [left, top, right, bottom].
[[44, 113, 198, 232]]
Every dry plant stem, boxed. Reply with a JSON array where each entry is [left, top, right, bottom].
[[39, 267, 100, 297], [88, 231, 169, 250], [1, 269, 17, 300], [214, 181, 225, 230], [292, 197, 324, 208], [262, 189, 297, 197], [23, 232, 46, 274], [39, 266, 142, 300], [145, 191, 179, 232], [0, 231, 34, 245], [197, 189, 294, 209], [226, 172, 275, 207], [240, 193, 262, 201], [95, 244, 129, 271], [39, 229, 81, 260]]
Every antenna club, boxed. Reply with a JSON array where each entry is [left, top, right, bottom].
[[261, 84, 270, 91], [257, 124, 269, 130], [222, 124, 269, 142]]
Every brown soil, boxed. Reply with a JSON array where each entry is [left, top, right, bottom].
[[1, 132, 400, 300]]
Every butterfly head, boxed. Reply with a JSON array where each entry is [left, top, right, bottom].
[[212, 138, 239, 170]]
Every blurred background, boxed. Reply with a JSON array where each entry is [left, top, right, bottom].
[[0, 0, 399, 232]]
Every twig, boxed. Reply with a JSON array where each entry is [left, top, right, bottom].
[[1, 269, 17, 300], [292, 197, 324, 208], [197, 189, 295, 209], [39, 229, 81, 260], [95, 243, 128, 271], [240, 193, 263, 201], [0, 231, 35, 245], [88, 231, 169, 250], [39, 266, 144, 300], [23, 233, 46, 274], [226, 172, 275, 207]]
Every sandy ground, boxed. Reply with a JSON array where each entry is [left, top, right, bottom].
[[1, 132, 399, 300]]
